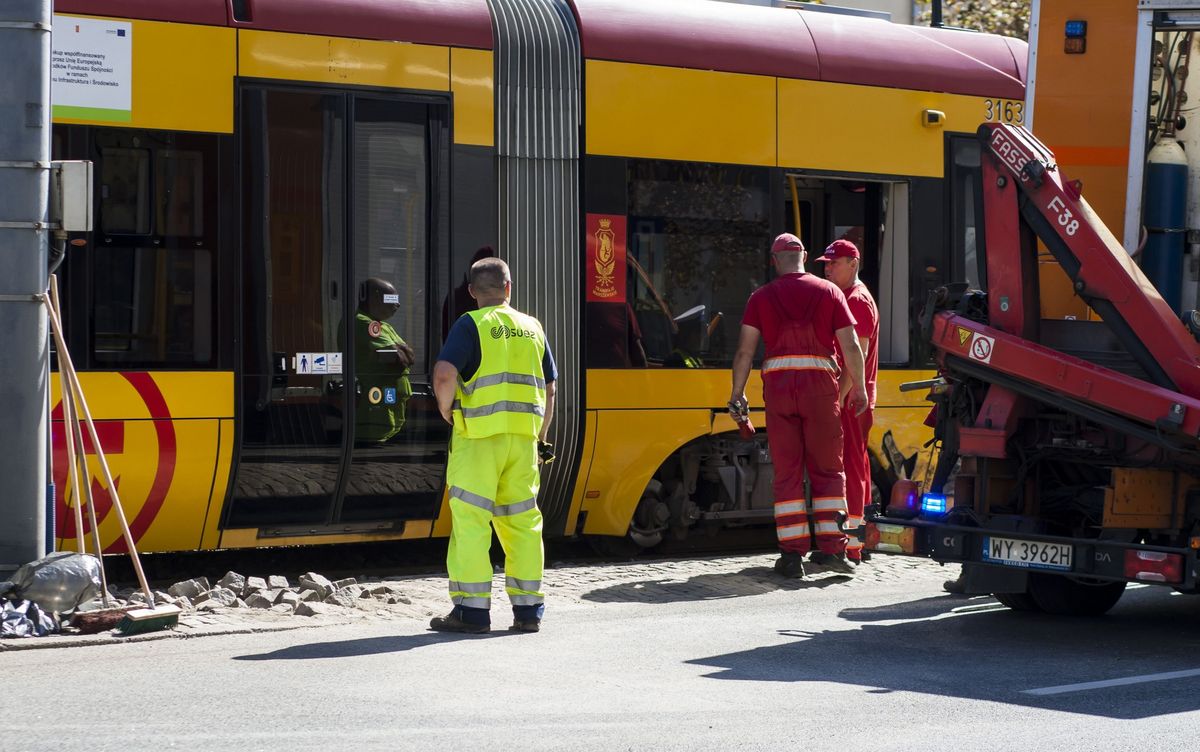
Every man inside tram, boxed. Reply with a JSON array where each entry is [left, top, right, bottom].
[[353, 277, 415, 444]]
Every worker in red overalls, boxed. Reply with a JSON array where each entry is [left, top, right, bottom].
[[730, 233, 868, 578], [818, 239, 879, 564]]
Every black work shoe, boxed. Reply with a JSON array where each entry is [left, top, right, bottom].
[[860, 550, 872, 562], [809, 551, 857, 575], [429, 611, 490, 634], [943, 577, 967, 595], [510, 619, 541, 633], [774, 553, 806, 579]]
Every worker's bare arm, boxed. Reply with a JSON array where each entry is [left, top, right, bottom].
[[433, 360, 459, 425], [729, 324, 761, 413], [835, 326, 867, 416]]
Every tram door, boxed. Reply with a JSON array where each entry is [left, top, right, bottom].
[[227, 87, 449, 533]]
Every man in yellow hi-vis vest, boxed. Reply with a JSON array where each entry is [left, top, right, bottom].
[[430, 257, 557, 634]]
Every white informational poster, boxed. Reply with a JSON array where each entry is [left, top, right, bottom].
[[51, 15, 133, 123]]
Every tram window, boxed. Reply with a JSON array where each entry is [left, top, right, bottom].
[[156, 150, 204, 238], [624, 160, 771, 368], [950, 138, 985, 290], [786, 176, 905, 364], [352, 99, 429, 373], [99, 147, 151, 235], [93, 247, 214, 364], [90, 129, 219, 367], [827, 183, 869, 259]]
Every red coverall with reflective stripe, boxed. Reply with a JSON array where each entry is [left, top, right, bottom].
[[754, 281, 850, 556], [836, 282, 879, 561]]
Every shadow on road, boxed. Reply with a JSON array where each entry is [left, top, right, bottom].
[[232, 630, 522, 660], [689, 587, 1200, 719], [838, 593, 977, 622], [581, 566, 852, 604]]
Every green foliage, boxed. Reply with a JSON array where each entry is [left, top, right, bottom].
[[915, 0, 1030, 39]]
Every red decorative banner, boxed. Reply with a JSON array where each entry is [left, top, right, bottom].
[[585, 213, 627, 303]]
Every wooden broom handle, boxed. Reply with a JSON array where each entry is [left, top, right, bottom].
[[44, 296, 156, 607], [48, 277, 85, 554], [48, 280, 110, 606]]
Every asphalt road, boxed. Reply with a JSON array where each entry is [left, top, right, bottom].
[[4, 556, 1200, 751]]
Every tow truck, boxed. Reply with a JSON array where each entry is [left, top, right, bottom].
[[863, 122, 1200, 615]]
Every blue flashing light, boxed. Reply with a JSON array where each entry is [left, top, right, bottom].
[[1065, 20, 1087, 38], [921, 493, 948, 516]]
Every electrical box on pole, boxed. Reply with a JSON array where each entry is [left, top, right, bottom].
[[49, 160, 92, 233]]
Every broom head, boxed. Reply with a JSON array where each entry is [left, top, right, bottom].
[[116, 604, 182, 635], [71, 607, 134, 634]]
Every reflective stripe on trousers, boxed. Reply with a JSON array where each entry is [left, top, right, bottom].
[[450, 486, 537, 517], [506, 575, 543, 606], [449, 580, 492, 609]]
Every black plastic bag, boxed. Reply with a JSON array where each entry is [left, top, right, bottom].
[[0, 598, 59, 638]]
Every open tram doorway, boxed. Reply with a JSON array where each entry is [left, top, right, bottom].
[[783, 175, 910, 366], [225, 85, 451, 536]]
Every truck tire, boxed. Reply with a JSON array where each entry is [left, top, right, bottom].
[[993, 591, 1041, 612], [1027, 574, 1126, 616]]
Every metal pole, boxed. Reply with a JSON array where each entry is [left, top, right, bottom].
[[1125, 9, 1157, 255], [1024, 0, 1043, 130], [0, 0, 51, 573], [931, 0, 943, 28]]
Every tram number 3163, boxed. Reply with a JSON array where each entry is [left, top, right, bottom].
[[985, 98, 1025, 125]]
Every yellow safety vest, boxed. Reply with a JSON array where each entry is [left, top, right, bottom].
[[454, 304, 547, 439]]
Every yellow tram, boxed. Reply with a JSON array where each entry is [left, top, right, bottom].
[[48, 0, 1026, 553]]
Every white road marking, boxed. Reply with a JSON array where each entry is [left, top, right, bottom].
[[1024, 668, 1200, 696]]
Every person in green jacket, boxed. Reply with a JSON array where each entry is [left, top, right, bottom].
[[354, 277, 414, 444]]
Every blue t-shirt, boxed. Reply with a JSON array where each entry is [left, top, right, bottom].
[[437, 313, 558, 383]]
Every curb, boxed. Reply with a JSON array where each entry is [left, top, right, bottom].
[[0, 618, 359, 652]]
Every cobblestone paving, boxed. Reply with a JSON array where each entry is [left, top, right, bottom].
[[552, 553, 956, 604], [0, 554, 961, 650]]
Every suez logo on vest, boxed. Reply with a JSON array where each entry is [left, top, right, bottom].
[[489, 324, 538, 340]]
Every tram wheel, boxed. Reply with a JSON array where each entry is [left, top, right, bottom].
[[587, 479, 669, 559]]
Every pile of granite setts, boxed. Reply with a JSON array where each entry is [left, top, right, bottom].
[[122, 571, 412, 616]]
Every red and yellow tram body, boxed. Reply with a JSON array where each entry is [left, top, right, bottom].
[[48, 0, 1024, 553]]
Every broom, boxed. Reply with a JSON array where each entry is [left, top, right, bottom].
[[44, 279, 180, 634], [50, 278, 111, 601], [50, 279, 121, 631]]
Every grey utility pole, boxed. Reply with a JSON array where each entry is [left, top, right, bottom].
[[0, 0, 50, 572]]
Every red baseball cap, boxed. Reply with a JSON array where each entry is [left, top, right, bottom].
[[816, 239, 860, 262], [771, 233, 805, 254]]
